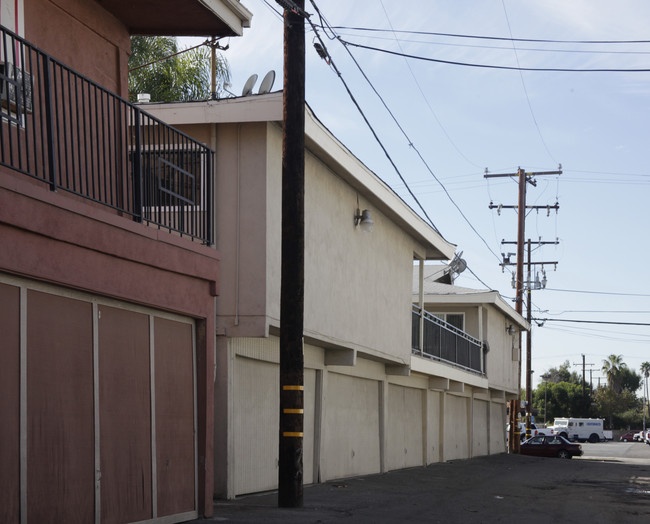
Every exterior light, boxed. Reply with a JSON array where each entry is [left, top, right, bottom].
[[354, 209, 374, 233], [506, 324, 516, 336]]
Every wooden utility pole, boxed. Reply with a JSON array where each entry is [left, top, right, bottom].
[[485, 166, 561, 451], [526, 240, 533, 432], [278, 0, 306, 508]]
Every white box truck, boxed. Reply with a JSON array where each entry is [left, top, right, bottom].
[[550, 418, 605, 443]]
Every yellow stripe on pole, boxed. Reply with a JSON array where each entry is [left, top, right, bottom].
[[282, 432, 304, 438], [283, 409, 304, 414], [282, 385, 304, 391]]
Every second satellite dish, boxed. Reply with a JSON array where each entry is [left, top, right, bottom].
[[241, 74, 258, 96], [258, 70, 276, 94]]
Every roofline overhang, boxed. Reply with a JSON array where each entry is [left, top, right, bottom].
[[199, 0, 253, 36], [103, 0, 252, 37]]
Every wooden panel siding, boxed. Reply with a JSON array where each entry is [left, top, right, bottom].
[[26, 290, 95, 524], [0, 283, 20, 524], [98, 305, 152, 524], [155, 317, 196, 517]]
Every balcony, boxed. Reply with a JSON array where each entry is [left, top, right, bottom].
[[412, 305, 483, 374], [0, 25, 213, 245]]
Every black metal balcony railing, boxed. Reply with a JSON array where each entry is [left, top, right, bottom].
[[0, 25, 213, 245], [412, 305, 483, 374]]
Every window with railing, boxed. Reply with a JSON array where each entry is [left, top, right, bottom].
[[0, 24, 214, 245], [412, 305, 483, 374]]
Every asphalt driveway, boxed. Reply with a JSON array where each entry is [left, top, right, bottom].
[[188, 442, 650, 523]]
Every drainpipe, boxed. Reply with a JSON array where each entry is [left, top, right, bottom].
[[418, 259, 424, 355], [234, 124, 241, 326]]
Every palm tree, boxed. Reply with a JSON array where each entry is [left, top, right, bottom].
[[602, 354, 627, 393], [128, 36, 230, 102], [641, 361, 650, 430]]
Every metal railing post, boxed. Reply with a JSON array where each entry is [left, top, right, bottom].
[[205, 150, 214, 245], [132, 106, 142, 223], [42, 53, 57, 191]]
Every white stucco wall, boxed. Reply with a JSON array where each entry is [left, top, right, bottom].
[[484, 308, 520, 393], [260, 124, 422, 363]]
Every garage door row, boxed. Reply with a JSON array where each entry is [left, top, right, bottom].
[[0, 279, 197, 524]]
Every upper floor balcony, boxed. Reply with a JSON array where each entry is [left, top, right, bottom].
[[412, 305, 484, 375], [0, 25, 214, 245]]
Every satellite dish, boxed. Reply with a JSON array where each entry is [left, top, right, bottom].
[[258, 70, 276, 94], [241, 74, 258, 96]]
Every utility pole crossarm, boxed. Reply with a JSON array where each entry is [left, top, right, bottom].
[[489, 203, 560, 211], [484, 168, 562, 179], [500, 261, 559, 267], [489, 166, 562, 452], [502, 240, 559, 246]]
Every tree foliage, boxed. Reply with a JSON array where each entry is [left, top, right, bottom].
[[602, 354, 627, 393], [592, 387, 640, 428], [540, 360, 581, 385], [532, 380, 593, 424], [617, 366, 641, 393], [128, 36, 230, 103], [535, 356, 643, 429]]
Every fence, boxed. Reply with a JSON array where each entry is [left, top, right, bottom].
[[0, 24, 213, 244], [412, 305, 483, 374]]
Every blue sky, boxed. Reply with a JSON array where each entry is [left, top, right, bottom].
[[184, 0, 650, 389]]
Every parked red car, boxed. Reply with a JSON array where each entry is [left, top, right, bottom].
[[520, 435, 583, 459], [619, 430, 640, 442]]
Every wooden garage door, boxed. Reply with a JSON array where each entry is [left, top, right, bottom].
[[0, 283, 21, 524], [0, 278, 197, 524], [27, 290, 95, 523]]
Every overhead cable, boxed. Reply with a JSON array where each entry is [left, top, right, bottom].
[[310, 0, 504, 269], [339, 39, 650, 72], [305, 1, 441, 232], [327, 26, 650, 45]]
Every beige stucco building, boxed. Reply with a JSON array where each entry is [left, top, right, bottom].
[[145, 92, 527, 499]]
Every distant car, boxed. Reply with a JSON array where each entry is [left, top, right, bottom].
[[520, 435, 583, 459], [633, 431, 644, 442], [620, 430, 640, 442]]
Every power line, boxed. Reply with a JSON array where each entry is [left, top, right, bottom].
[[309, 0, 506, 274], [377, 0, 482, 169], [327, 26, 650, 45], [545, 288, 650, 297], [331, 31, 650, 56], [534, 318, 650, 326], [305, 1, 441, 233], [545, 310, 650, 314], [543, 324, 650, 343], [500, 0, 557, 164], [338, 39, 650, 72], [128, 38, 214, 73]]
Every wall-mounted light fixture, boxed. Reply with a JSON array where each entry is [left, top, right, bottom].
[[506, 324, 516, 336], [354, 208, 374, 233]]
